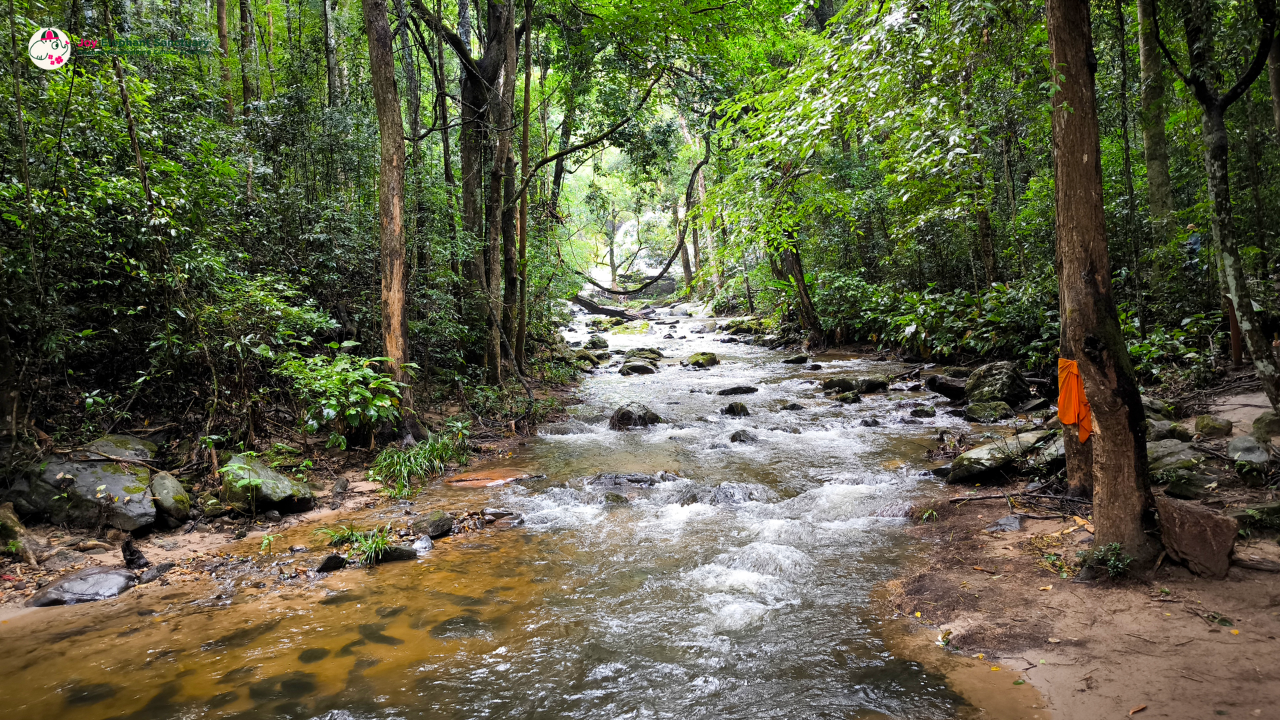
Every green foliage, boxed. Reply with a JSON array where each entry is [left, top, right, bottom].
[[260, 534, 282, 553], [368, 423, 471, 489], [1077, 542, 1133, 579], [276, 353, 407, 436], [351, 525, 396, 567], [315, 525, 363, 547], [5, 540, 22, 555]]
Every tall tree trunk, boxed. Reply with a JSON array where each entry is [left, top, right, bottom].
[[1114, 0, 1146, 338], [1269, 35, 1280, 145], [1048, 0, 1157, 566], [549, 90, 576, 216], [1135, 0, 1173, 239], [323, 0, 341, 106], [779, 241, 821, 349], [482, 2, 516, 383], [216, 0, 233, 121], [1002, 133, 1027, 275], [975, 202, 995, 287], [502, 151, 519, 349], [361, 0, 415, 435], [395, 0, 422, 170], [1178, 2, 1280, 408], [102, 0, 154, 214], [238, 0, 259, 112], [675, 203, 693, 290], [515, 0, 532, 371]]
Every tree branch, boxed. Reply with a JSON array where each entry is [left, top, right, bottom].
[[1220, 0, 1276, 110], [506, 69, 664, 209], [408, 0, 483, 81]]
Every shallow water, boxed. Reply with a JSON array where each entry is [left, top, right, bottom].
[[0, 311, 1000, 720]]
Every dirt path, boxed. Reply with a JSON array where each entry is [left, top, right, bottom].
[[890, 483, 1280, 719]]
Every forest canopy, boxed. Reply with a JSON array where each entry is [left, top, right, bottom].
[[2, 0, 1278, 451]]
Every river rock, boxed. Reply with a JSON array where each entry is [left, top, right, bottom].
[[910, 406, 936, 418], [1147, 439, 1203, 473], [856, 377, 890, 394], [609, 402, 662, 430], [139, 562, 176, 584], [412, 510, 454, 538], [924, 374, 967, 401], [585, 335, 608, 350], [721, 402, 750, 417], [575, 350, 601, 367], [377, 545, 418, 563], [625, 347, 664, 362], [412, 536, 435, 555], [1252, 411, 1280, 441], [1030, 436, 1066, 470], [27, 567, 137, 607], [949, 430, 1050, 484], [221, 454, 315, 514], [687, 352, 719, 368], [15, 436, 157, 531], [781, 355, 809, 365], [729, 429, 759, 444], [586, 472, 668, 488], [1161, 471, 1212, 500], [1155, 497, 1237, 579], [150, 472, 192, 522], [619, 362, 657, 376], [807, 363, 823, 370], [717, 385, 759, 396], [706, 482, 778, 505], [121, 539, 150, 570], [964, 361, 1031, 406], [781, 403, 804, 411], [965, 401, 1013, 423], [1194, 414, 1233, 438], [1227, 435, 1270, 486], [316, 554, 347, 573], [859, 418, 881, 427], [835, 392, 862, 404], [1146, 420, 1192, 442], [822, 378, 856, 393]]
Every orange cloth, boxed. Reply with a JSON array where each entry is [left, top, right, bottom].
[[1057, 359, 1092, 443]]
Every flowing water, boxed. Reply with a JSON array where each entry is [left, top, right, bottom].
[[0, 310, 1015, 720]]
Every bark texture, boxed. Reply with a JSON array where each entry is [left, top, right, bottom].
[[237, 0, 259, 112], [216, 0, 233, 121], [361, 0, 414, 427], [1047, 0, 1158, 566], [1135, 0, 1173, 238]]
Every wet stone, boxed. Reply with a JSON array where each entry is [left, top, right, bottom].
[[822, 378, 856, 393], [298, 648, 330, 664], [430, 614, 488, 639], [412, 509, 454, 538], [248, 672, 318, 701], [28, 567, 137, 607], [140, 562, 176, 584], [316, 554, 348, 573], [781, 355, 809, 364], [910, 406, 936, 418], [721, 402, 750, 417], [609, 402, 663, 430], [65, 682, 117, 707], [780, 403, 804, 411], [859, 418, 881, 427], [358, 623, 404, 646], [717, 385, 760, 396], [729, 429, 759, 444], [208, 691, 239, 708]]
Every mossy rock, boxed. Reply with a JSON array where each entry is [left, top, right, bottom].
[[687, 352, 719, 368], [1251, 411, 1280, 442], [910, 406, 936, 418], [835, 392, 862, 404], [584, 335, 609, 350], [965, 401, 1013, 423], [574, 350, 601, 367], [587, 317, 626, 331], [151, 472, 192, 521], [822, 378, 856, 393], [613, 321, 651, 335], [1194, 414, 1233, 438], [603, 492, 629, 504], [624, 347, 665, 362], [221, 454, 315, 514]]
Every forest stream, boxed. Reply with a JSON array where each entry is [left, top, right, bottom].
[[0, 310, 1040, 720]]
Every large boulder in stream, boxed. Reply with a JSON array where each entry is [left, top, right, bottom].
[[717, 385, 759, 396], [924, 374, 967, 401], [609, 403, 662, 430], [28, 567, 137, 607], [585, 335, 609, 350], [964, 362, 1032, 406], [10, 435, 157, 531], [221, 454, 315, 514], [687, 352, 719, 368], [948, 430, 1050, 484], [412, 510, 454, 538], [965, 401, 1013, 423]]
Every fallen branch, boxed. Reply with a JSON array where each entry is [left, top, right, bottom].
[[571, 294, 644, 319], [1232, 556, 1280, 572], [951, 492, 1092, 504]]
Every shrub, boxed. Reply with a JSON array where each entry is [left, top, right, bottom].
[[277, 353, 407, 438]]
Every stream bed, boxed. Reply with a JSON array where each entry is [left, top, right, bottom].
[[0, 310, 1016, 720]]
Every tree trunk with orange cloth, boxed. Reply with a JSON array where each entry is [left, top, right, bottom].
[[1048, 0, 1159, 568]]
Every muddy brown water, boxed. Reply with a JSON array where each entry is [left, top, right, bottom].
[[0, 312, 1041, 719]]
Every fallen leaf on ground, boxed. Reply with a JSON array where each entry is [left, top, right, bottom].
[[1039, 585, 1052, 591], [1048, 638, 1060, 643], [1230, 629, 1239, 635], [1129, 705, 1147, 716], [991, 666, 1000, 671]]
